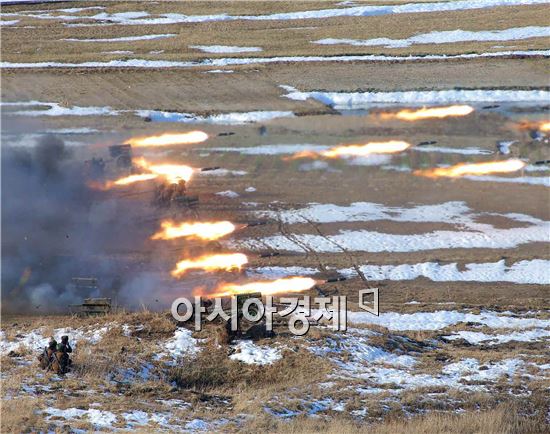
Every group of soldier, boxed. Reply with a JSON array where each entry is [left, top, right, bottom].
[[153, 179, 188, 207], [37, 335, 73, 375]]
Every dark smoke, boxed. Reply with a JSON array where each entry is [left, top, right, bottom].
[[34, 134, 71, 178], [1, 135, 163, 314]]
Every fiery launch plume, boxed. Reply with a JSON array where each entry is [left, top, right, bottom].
[[207, 276, 317, 298], [110, 173, 158, 186], [380, 105, 474, 121], [172, 253, 248, 277], [127, 131, 208, 147], [322, 140, 411, 158], [516, 120, 550, 133], [134, 158, 194, 184], [145, 163, 193, 184], [152, 220, 236, 241], [414, 159, 526, 178], [291, 140, 411, 159], [100, 157, 196, 188]]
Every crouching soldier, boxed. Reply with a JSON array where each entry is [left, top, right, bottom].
[[58, 335, 72, 354], [54, 335, 73, 374], [38, 337, 57, 370]]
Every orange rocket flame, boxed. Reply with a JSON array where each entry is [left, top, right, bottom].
[[101, 158, 195, 188], [515, 120, 550, 133], [94, 173, 159, 189], [171, 253, 248, 277], [111, 173, 158, 186], [134, 157, 194, 184], [127, 131, 208, 147], [414, 159, 526, 178], [290, 140, 411, 160], [151, 220, 236, 241], [380, 105, 474, 121], [322, 140, 411, 158], [146, 163, 194, 184], [206, 276, 317, 298]]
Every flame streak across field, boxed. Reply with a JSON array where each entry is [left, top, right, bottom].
[[152, 220, 236, 241], [517, 120, 550, 132], [110, 173, 158, 186], [414, 159, 526, 178], [172, 253, 248, 277], [206, 276, 318, 297], [102, 157, 195, 188], [291, 140, 411, 159], [380, 105, 474, 121], [127, 131, 208, 147], [134, 158, 194, 184]]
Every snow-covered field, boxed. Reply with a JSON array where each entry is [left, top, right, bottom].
[[2, 0, 549, 431], [1, 307, 548, 430], [190, 45, 263, 53], [314, 26, 550, 48], [250, 258, 550, 285], [2, 49, 549, 69], [63, 34, 176, 43], [0, 100, 295, 125], [240, 222, 548, 252], [282, 85, 550, 109], [3, 0, 549, 26]]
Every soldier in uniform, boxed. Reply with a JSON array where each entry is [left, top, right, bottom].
[[154, 180, 188, 207], [57, 335, 72, 354], [174, 180, 186, 198], [38, 337, 58, 369], [55, 335, 72, 374]]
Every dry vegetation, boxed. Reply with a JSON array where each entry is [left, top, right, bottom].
[[1, 310, 548, 432], [255, 403, 548, 434], [1, 0, 549, 432], [2, 2, 549, 63]]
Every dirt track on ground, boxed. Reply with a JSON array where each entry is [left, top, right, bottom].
[[3, 58, 549, 113], [1, 0, 548, 314]]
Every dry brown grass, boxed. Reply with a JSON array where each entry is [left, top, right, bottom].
[[169, 341, 331, 391], [2, 0, 549, 417], [0, 397, 50, 433], [3, 58, 549, 119], [2, 1, 549, 64], [1, 309, 549, 432], [242, 402, 547, 434]]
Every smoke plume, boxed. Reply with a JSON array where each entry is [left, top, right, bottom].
[[1, 134, 164, 313]]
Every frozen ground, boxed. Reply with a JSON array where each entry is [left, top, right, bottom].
[[190, 45, 263, 53], [2, 49, 549, 69], [249, 259, 550, 285], [240, 222, 548, 252], [63, 34, 176, 42], [1, 100, 295, 125], [282, 85, 550, 108], [1, 0, 549, 431], [314, 26, 550, 48], [1, 308, 548, 431], [3, 0, 549, 27], [135, 109, 295, 125]]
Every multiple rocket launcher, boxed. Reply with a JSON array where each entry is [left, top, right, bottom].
[[82, 109, 549, 304]]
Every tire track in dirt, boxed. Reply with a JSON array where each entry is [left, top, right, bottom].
[[263, 203, 328, 272], [299, 215, 369, 284], [269, 203, 368, 283]]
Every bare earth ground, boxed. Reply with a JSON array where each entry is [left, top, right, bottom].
[[2, 58, 550, 113], [1, 0, 549, 433], [1, 2, 550, 62]]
